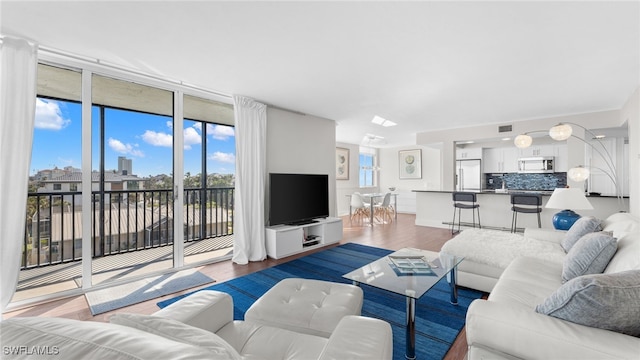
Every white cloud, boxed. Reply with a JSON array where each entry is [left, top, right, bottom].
[[210, 125, 235, 140], [209, 151, 235, 164], [193, 123, 202, 131], [166, 121, 173, 129], [34, 99, 71, 130], [108, 138, 145, 157], [142, 130, 173, 147], [183, 127, 201, 150]]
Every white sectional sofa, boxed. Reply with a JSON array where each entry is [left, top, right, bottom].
[[457, 213, 640, 359], [441, 225, 567, 293], [0, 290, 393, 360]]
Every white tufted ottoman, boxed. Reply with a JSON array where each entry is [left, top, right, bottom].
[[244, 278, 364, 338]]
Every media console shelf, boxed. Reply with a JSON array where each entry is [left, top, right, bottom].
[[265, 217, 343, 259]]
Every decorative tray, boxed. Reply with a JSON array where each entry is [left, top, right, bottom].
[[388, 255, 437, 276]]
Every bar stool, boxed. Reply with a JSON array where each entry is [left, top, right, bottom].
[[451, 192, 481, 234], [510, 193, 542, 233]]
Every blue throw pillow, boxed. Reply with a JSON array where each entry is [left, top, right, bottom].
[[562, 232, 617, 283], [561, 216, 602, 252], [536, 270, 640, 336]]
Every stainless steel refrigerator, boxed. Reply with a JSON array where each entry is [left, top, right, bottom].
[[456, 159, 482, 191]]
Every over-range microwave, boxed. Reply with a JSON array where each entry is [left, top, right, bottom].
[[518, 157, 555, 173]]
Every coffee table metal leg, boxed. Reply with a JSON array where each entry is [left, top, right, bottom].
[[449, 268, 459, 305], [406, 296, 416, 359]]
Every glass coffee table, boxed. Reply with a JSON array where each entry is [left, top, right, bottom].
[[342, 248, 464, 360]]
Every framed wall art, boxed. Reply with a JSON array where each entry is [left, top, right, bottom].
[[336, 147, 349, 180], [399, 149, 422, 179]]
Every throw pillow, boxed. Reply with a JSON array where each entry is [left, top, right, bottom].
[[561, 216, 602, 252], [110, 313, 242, 359], [562, 232, 617, 283], [535, 270, 640, 336]]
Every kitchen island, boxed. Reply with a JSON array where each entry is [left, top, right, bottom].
[[414, 190, 628, 231]]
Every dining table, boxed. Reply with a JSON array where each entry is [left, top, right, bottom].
[[347, 192, 398, 227]]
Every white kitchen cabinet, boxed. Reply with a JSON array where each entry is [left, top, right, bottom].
[[553, 144, 568, 172], [456, 147, 482, 159], [483, 148, 500, 173], [483, 147, 518, 173], [519, 144, 556, 157], [502, 147, 519, 172]]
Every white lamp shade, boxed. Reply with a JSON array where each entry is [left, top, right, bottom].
[[549, 123, 572, 141], [514, 134, 533, 148], [545, 188, 593, 210], [568, 166, 590, 182]]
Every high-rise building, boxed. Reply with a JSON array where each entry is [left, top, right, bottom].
[[118, 156, 133, 175]]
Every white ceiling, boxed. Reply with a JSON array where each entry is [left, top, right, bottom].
[[2, 1, 638, 148]]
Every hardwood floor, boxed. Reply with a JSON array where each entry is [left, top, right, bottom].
[[5, 213, 470, 360]]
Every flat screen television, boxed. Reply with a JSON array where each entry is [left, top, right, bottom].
[[269, 173, 329, 226]]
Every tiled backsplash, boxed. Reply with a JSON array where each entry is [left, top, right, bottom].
[[485, 172, 567, 191]]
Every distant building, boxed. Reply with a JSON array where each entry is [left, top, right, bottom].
[[118, 156, 133, 175], [33, 166, 78, 181], [38, 171, 146, 204]]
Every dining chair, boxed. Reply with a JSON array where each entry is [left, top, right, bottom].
[[374, 193, 394, 224], [350, 193, 370, 224]]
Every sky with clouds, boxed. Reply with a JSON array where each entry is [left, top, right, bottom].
[[31, 98, 236, 177]]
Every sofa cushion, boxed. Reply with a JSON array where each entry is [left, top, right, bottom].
[[110, 313, 242, 359], [0, 316, 217, 360], [602, 212, 640, 238], [605, 232, 640, 273], [535, 270, 640, 336], [562, 232, 617, 282], [561, 216, 601, 252]]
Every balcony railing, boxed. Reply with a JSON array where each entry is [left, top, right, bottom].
[[23, 187, 234, 269]]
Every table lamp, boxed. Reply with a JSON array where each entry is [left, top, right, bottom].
[[545, 188, 593, 230]]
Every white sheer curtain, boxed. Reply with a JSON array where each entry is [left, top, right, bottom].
[[232, 95, 267, 264], [0, 37, 38, 317]]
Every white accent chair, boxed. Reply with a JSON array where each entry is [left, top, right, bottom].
[[374, 192, 394, 224], [350, 192, 370, 224]]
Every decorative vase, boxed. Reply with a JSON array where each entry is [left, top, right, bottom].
[[552, 210, 581, 230]]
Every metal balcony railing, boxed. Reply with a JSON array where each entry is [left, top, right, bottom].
[[22, 187, 234, 269]]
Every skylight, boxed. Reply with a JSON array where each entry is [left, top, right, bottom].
[[371, 115, 397, 127]]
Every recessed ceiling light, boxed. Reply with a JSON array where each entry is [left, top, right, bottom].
[[371, 115, 397, 127], [594, 135, 606, 139], [501, 137, 511, 141]]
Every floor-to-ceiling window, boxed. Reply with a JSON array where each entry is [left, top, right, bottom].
[[14, 64, 83, 302], [90, 74, 175, 285], [13, 61, 235, 305], [182, 95, 235, 264]]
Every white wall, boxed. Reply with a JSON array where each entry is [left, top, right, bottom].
[[621, 87, 639, 216], [266, 108, 337, 219], [334, 143, 442, 215], [378, 145, 441, 214]]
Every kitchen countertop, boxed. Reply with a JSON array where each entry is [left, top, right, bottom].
[[412, 189, 625, 198]]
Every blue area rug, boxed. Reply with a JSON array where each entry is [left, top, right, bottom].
[[157, 243, 484, 360]]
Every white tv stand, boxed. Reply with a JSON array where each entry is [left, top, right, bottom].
[[265, 217, 343, 259]]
